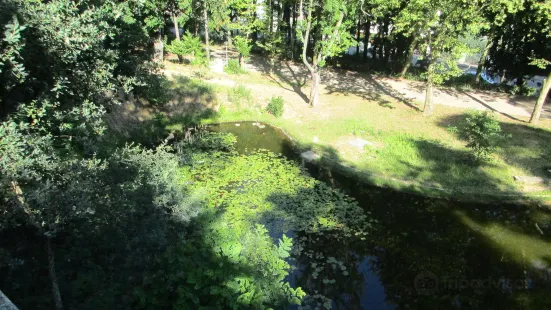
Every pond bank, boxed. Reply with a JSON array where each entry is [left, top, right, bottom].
[[208, 121, 551, 309], [206, 118, 550, 205]]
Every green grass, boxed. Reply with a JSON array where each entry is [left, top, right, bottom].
[[227, 84, 252, 108], [202, 106, 551, 203], [149, 64, 551, 203]]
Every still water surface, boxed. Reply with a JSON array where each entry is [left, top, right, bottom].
[[210, 121, 551, 310]]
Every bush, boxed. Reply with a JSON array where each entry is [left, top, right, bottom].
[[175, 131, 237, 153], [224, 59, 246, 75], [234, 36, 252, 58], [166, 33, 207, 66], [227, 84, 252, 107], [266, 96, 284, 117], [462, 111, 505, 160], [509, 84, 537, 97]]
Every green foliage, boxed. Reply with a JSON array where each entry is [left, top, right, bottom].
[[227, 84, 252, 107], [256, 32, 284, 59], [176, 131, 237, 152], [510, 84, 538, 97], [0, 16, 27, 90], [266, 96, 284, 117], [224, 59, 247, 74], [233, 35, 252, 58], [166, 33, 207, 65], [462, 111, 506, 160]]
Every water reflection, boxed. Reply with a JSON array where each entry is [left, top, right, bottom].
[[210, 122, 551, 309]]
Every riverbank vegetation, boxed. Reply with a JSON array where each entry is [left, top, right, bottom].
[[1, 0, 551, 308]]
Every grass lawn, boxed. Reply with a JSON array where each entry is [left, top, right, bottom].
[[110, 56, 551, 204]]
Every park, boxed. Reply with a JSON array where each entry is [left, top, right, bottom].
[[1, 0, 550, 309]]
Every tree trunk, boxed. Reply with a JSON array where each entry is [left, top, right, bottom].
[[400, 36, 417, 77], [424, 62, 435, 116], [424, 79, 434, 116], [300, 0, 317, 107], [500, 71, 506, 84], [309, 70, 320, 107], [362, 21, 370, 61], [475, 40, 492, 83], [355, 15, 361, 56], [203, 4, 210, 61], [46, 237, 63, 310], [276, 1, 283, 33], [268, 0, 273, 33], [227, 29, 232, 47], [529, 71, 551, 124], [290, 3, 296, 59], [239, 54, 244, 68], [172, 13, 180, 41]]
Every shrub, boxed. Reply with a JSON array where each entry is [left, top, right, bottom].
[[175, 131, 237, 153], [166, 33, 207, 66], [227, 84, 252, 107], [509, 84, 537, 97], [234, 36, 252, 59], [224, 59, 246, 75], [462, 111, 505, 160], [266, 96, 284, 117]]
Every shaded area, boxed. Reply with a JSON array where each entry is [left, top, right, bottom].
[[324, 70, 421, 111], [248, 57, 310, 104], [105, 75, 220, 147]]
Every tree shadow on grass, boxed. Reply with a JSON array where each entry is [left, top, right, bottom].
[[247, 56, 310, 104], [323, 70, 421, 111]]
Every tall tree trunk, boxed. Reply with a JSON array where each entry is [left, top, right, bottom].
[[529, 71, 551, 124], [46, 237, 63, 310], [381, 20, 389, 68], [301, 0, 315, 106], [290, 3, 296, 59], [227, 29, 232, 47], [276, 0, 283, 33], [252, 0, 259, 44], [310, 70, 320, 107], [362, 21, 370, 61], [239, 54, 244, 68], [400, 36, 417, 77], [268, 0, 273, 33], [172, 13, 180, 41], [355, 15, 361, 56], [203, 4, 210, 61], [475, 40, 492, 83], [424, 62, 435, 116]]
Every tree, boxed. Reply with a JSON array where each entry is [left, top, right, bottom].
[[297, 0, 354, 107], [527, 1, 551, 124], [396, 0, 485, 116], [0, 0, 167, 308], [529, 58, 551, 124], [486, 0, 550, 86], [473, 0, 523, 83], [234, 35, 252, 68]]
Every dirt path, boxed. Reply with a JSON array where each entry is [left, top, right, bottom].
[[164, 51, 548, 121], [242, 56, 549, 120]]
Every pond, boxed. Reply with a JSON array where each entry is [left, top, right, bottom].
[[209, 121, 551, 309]]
